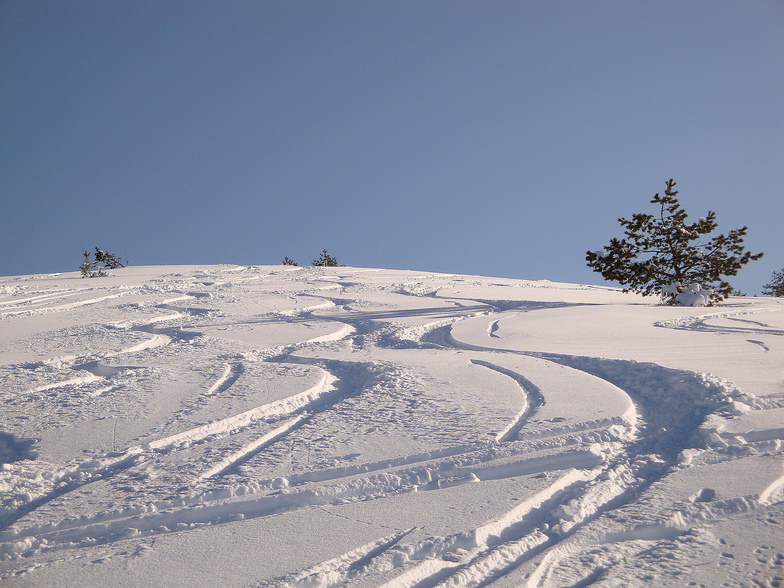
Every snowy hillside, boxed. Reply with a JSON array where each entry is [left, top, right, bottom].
[[1, 265, 783, 587]]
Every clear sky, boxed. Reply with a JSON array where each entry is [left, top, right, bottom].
[[2, 1, 782, 294]]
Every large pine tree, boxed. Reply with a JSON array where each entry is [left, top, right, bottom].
[[586, 179, 763, 304]]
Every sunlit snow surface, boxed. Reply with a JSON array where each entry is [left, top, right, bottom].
[[1, 265, 783, 587]]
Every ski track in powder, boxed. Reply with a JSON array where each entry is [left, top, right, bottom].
[[1, 265, 783, 587]]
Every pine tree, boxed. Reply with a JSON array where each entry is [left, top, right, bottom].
[[586, 179, 763, 304], [282, 256, 298, 266], [80, 247, 125, 277], [94, 247, 125, 269], [312, 249, 338, 267], [763, 268, 784, 297], [80, 251, 100, 277]]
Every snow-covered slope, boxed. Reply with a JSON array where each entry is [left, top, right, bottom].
[[1, 265, 783, 587]]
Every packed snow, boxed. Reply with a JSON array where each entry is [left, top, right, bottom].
[[1, 264, 783, 587]]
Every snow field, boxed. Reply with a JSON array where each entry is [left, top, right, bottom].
[[0, 265, 783, 587]]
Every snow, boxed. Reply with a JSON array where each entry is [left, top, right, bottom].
[[675, 283, 714, 307], [1, 264, 783, 587], [660, 282, 681, 297]]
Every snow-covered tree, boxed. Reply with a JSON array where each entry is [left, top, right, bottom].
[[763, 268, 784, 297], [586, 179, 763, 305]]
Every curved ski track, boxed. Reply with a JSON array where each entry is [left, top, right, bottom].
[[1, 266, 782, 587]]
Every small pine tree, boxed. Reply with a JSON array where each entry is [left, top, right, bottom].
[[94, 247, 125, 269], [312, 249, 338, 267], [80, 247, 125, 277], [763, 268, 784, 297], [586, 179, 763, 305], [80, 251, 101, 277], [282, 256, 298, 266]]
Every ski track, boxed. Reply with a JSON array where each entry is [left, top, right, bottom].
[[198, 415, 311, 480], [203, 362, 244, 396], [8, 299, 190, 399], [140, 370, 335, 453], [469, 359, 544, 443], [0, 290, 82, 307], [20, 374, 103, 395], [0, 445, 610, 559], [0, 292, 130, 316], [266, 300, 770, 587], [1, 267, 781, 587]]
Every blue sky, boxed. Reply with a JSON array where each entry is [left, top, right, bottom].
[[2, 2, 782, 294]]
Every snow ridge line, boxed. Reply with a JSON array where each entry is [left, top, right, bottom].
[[0, 450, 146, 535], [395, 318, 467, 347], [0, 370, 334, 534], [15, 304, 186, 395], [254, 450, 610, 588], [436, 531, 551, 588], [377, 467, 605, 588], [759, 469, 784, 505], [205, 430, 624, 506], [108, 298, 205, 354], [470, 359, 544, 442], [0, 292, 129, 316], [203, 362, 243, 396], [653, 308, 776, 331], [415, 459, 647, 588], [137, 370, 336, 452], [523, 542, 580, 588], [522, 461, 664, 588], [304, 322, 356, 343], [198, 415, 309, 480], [257, 528, 417, 587], [263, 442, 489, 488], [0, 446, 607, 556], [370, 322, 753, 587], [487, 319, 501, 337], [473, 463, 605, 548], [233, 428, 628, 500], [516, 419, 636, 444], [277, 299, 336, 316], [219, 438, 616, 505], [0, 289, 80, 307], [144, 311, 184, 324], [436, 321, 756, 457], [19, 373, 102, 395], [534, 353, 756, 457], [116, 332, 170, 354]]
